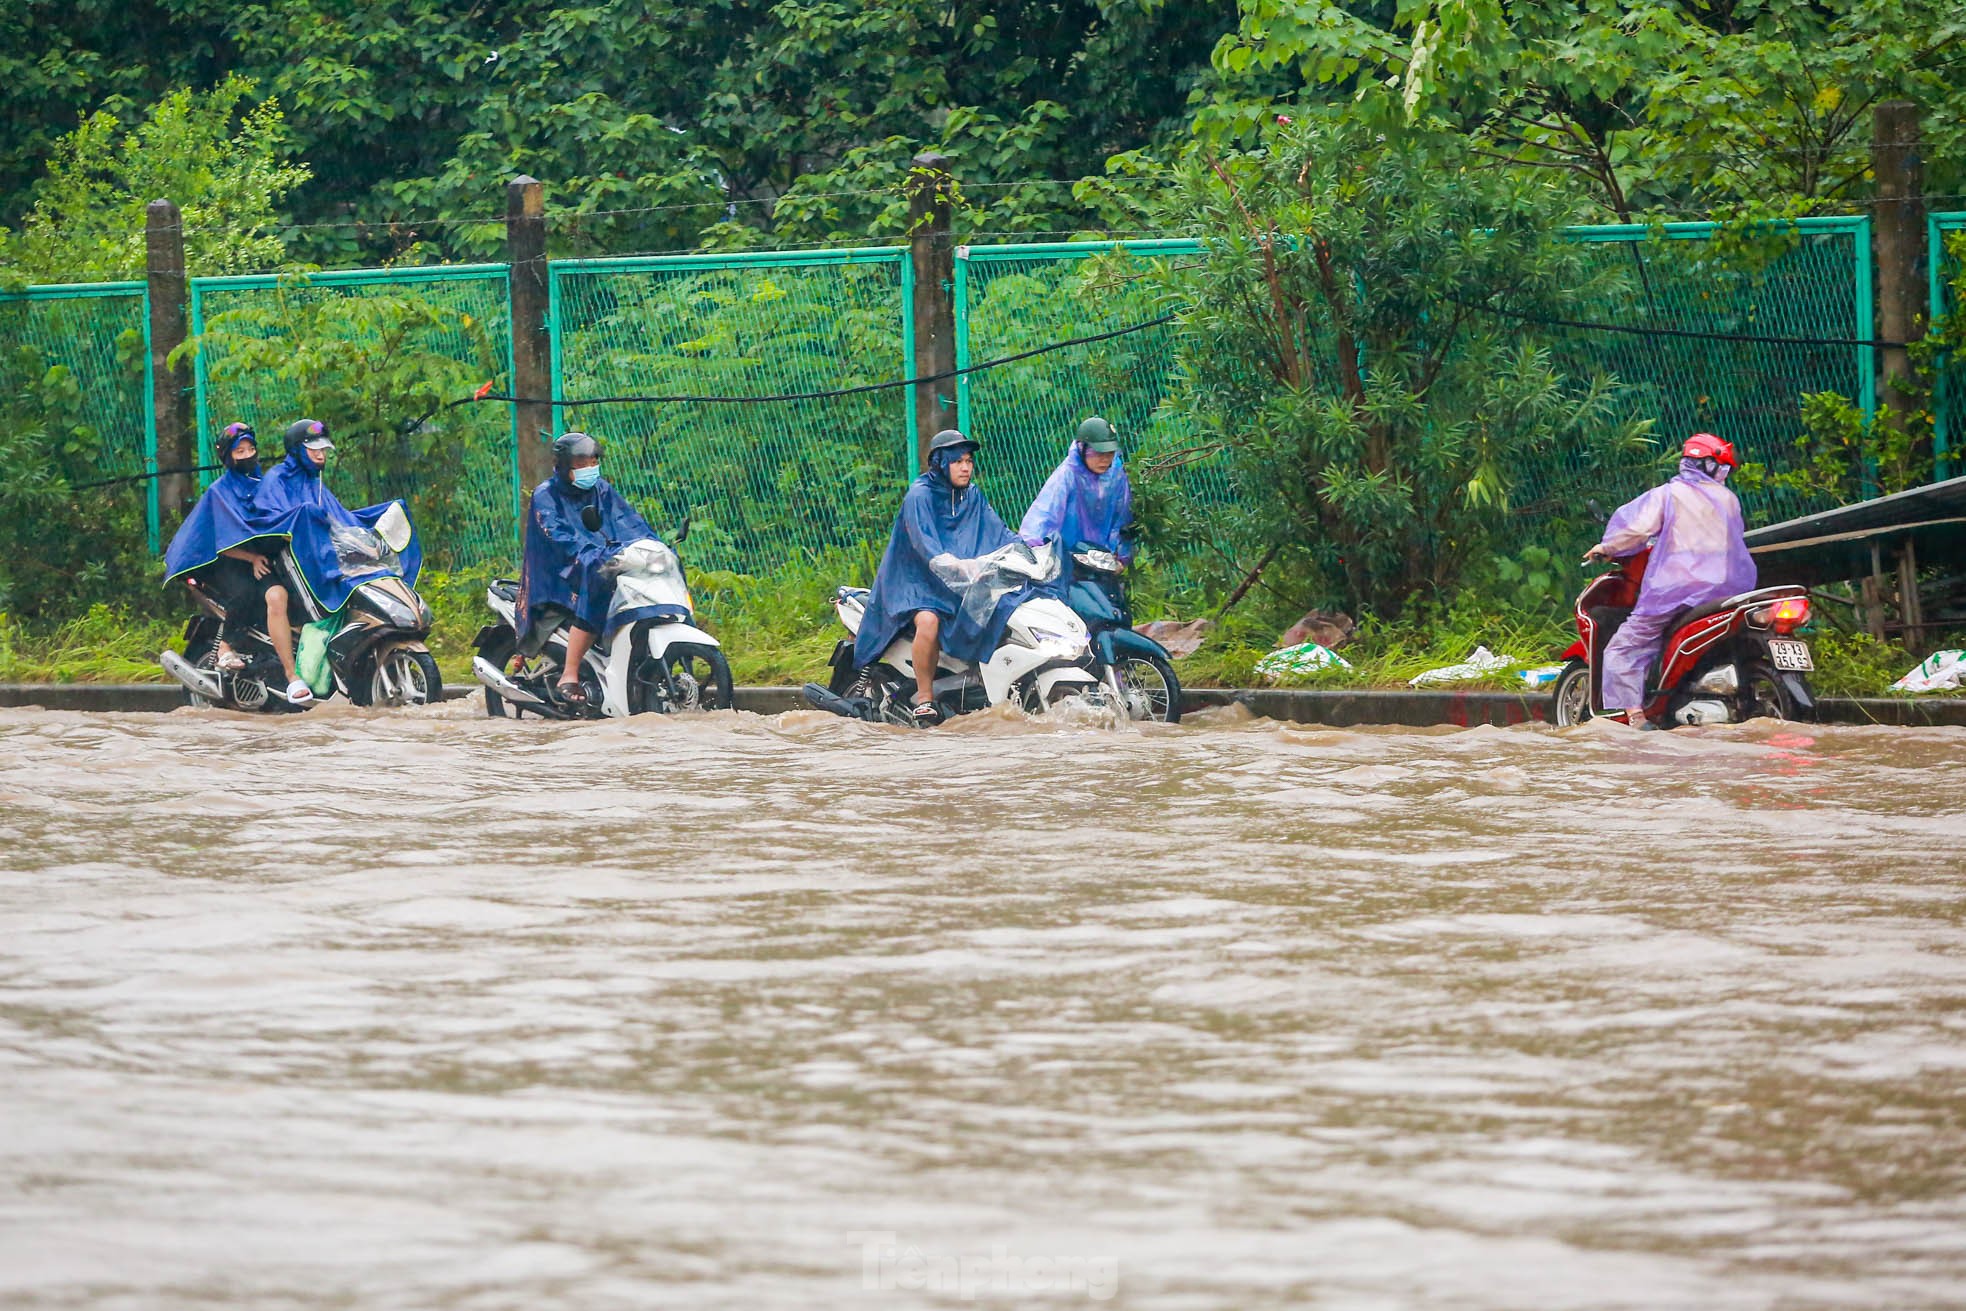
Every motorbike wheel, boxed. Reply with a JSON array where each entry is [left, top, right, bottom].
[[352, 648, 443, 708], [1552, 660, 1592, 726], [1113, 653, 1182, 723], [1739, 661, 1802, 722], [477, 631, 528, 718], [629, 643, 734, 714]]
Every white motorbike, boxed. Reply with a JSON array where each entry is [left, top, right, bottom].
[[804, 540, 1106, 725], [471, 526, 732, 719]]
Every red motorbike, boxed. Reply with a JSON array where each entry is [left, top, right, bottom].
[[1551, 548, 1818, 727]]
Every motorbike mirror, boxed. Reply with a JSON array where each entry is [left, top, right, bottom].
[[580, 505, 602, 533], [672, 514, 690, 545], [1586, 498, 1607, 524]]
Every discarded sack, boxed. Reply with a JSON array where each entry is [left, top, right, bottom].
[[1136, 618, 1213, 658], [1891, 650, 1966, 693], [1410, 645, 1514, 687], [1254, 642, 1353, 680]]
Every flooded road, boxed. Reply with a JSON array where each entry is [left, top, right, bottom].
[[1, 701, 1963, 1308]]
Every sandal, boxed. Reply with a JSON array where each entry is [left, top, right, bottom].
[[909, 699, 944, 727], [555, 680, 590, 710]]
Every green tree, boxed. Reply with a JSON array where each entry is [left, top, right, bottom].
[[1163, 110, 1651, 616], [0, 75, 310, 283]]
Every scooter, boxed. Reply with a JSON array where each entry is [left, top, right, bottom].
[[162, 512, 441, 710], [803, 540, 1105, 725], [1064, 544, 1181, 723], [1551, 547, 1817, 727], [471, 515, 732, 718]]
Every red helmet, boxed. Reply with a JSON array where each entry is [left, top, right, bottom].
[[1683, 433, 1738, 468]]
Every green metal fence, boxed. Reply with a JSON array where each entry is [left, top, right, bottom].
[[955, 239, 1225, 536], [548, 248, 911, 574], [955, 220, 1873, 542], [1934, 211, 1966, 481], [0, 215, 1928, 588], [0, 281, 156, 550], [188, 265, 515, 568]]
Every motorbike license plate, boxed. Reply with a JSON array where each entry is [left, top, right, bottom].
[[1768, 639, 1814, 672]]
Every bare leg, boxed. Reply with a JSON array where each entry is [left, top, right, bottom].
[[911, 610, 941, 707], [561, 625, 596, 687], [263, 585, 299, 681]]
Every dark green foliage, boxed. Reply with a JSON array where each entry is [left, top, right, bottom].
[[1161, 111, 1652, 618], [0, 343, 162, 620]]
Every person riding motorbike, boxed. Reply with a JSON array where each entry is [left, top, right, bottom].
[[1583, 433, 1758, 725], [252, 418, 426, 617], [1018, 416, 1133, 581], [514, 431, 659, 709], [162, 422, 312, 705], [855, 428, 1035, 727]]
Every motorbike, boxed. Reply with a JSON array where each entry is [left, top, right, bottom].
[[1064, 544, 1181, 723], [471, 514, 732, 719], [1551, 547, 1817, 727], [803, 539, 1105, 725], [161, 508, 441, 710]]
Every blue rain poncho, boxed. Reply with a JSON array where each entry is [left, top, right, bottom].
[[1595, 458, 1759, 710], [252, 452, 425, 613], [1018, 444, 1133, 578], [515, 475, 658, 639], [163, 443, 272, 585], [854, 450, 1033, 667], [1020, 445, 1132, 553]]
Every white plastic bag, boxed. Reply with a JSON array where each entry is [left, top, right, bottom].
[[1891, 650, 1966, 693], [1253, 642, 1352, 680], [1410, 645, 1515, 687]]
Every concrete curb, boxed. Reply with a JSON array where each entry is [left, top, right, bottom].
[[3, 683, 1963, 726]]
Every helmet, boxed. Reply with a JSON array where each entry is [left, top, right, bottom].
[[1076, 416, 1120, 453], [217, 422, 256, 459], [552, 431, 603, 482], [283, 419, 333, 457], [927, 428, 979, 459], [1683, 433, 1738, 468]]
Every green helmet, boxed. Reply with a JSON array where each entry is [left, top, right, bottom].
[[1076, 416, 1120, 453]]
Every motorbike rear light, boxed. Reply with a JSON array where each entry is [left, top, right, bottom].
[[1771, 596, 1810, 634]]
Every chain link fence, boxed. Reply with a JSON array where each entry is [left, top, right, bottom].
[[548, 249, 911, 574]]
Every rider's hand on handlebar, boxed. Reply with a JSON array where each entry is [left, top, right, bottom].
[[1581, 545, 1610, 566]]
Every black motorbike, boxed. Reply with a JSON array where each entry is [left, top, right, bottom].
[[163, 524, 441, 710]]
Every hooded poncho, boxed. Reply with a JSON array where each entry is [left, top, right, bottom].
[[1019, 445, 1132, 556], [1595, 458, 1759, 709], [854, 450, 1033, 668], [516, 475, 658, 639], [163, 464, 272, 585], [252, 452, 424, 613]]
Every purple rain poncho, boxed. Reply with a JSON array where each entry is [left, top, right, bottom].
[[1018, 446, 1134, 569], [1596, 458, 1758, 710]]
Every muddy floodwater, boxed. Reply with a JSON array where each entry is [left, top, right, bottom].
[[1, 701, 1964, 1309]]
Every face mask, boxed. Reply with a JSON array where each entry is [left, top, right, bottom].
[[571, 465, 601, 490], [228, 455, 259, 475]]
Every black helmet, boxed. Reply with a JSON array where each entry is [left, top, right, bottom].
[[927, 428, 979, 459], [552, 431, 603, 482], [217, 422, 256, 459], [1076, 416, 1120, 453], [283, 418, 333, 457]]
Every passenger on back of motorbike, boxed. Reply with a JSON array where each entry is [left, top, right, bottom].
[[514, 431, 661, 709], [161, 422, 311, 705], [1018, 416, 1133, 581], [855, 429, 1040, 727], [1583, 433, 1758, 726]]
